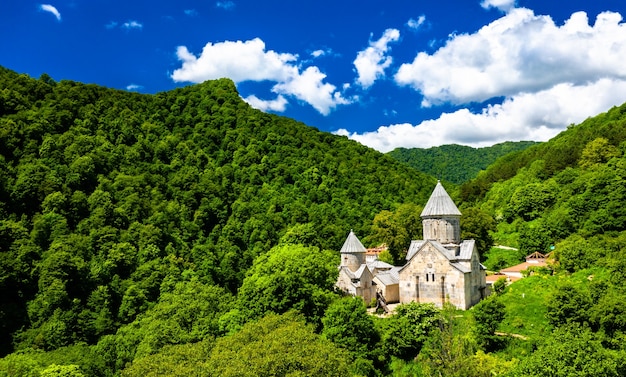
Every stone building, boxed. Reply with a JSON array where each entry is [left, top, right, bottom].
[[336, 181, 487, 310], [336, 230, 377, 304]]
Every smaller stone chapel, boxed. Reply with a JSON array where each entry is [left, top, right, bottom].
[[336, 181, 487, 310]]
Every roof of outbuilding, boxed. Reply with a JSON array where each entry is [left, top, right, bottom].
[[367, 260, 394, 270], [420, 181, 462, 217], [340, 230, 367, 254], [374, 268, 400, 286]]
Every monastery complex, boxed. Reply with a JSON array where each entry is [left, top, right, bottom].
[[336, 181, 487, 310]]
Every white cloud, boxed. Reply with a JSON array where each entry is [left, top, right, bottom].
[[105, 21, 118, 29], [395, 9, 626, 106], [184, 9, 198, 16], [126, 84, 143, 91], [171, 38, 352, 115], [480, 0, 516, 13], [407, 15, 426, 30], [40, 4, 61, 21], [216, 1, 235, 10], [172, 38, 296, 83], [122, 20, 143, 30], [273, 66, 352, 115], [337, 78, 626, 152], [244, 94, 288, 112], [353, 28, 400, 89]]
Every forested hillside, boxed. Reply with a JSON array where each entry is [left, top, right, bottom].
[[0, 66, 437, 366], [464, 103, 626, 377], [459, 105, 626, 202], [388, 141, 538, 184], [2, 65, 626, 377]]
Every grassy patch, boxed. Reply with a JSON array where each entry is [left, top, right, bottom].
[[483, 246, 524, 271], [496, 267, 610, 340], [497, 275, 553, 339]]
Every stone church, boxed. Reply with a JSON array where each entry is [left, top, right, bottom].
[[336, 181, 487, 310]]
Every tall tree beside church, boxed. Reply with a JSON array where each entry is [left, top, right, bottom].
[[460, 207, 495, 260], [235, 244, 339, 327], [369, 203, 423, 264]]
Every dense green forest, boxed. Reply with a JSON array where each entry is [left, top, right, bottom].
[[1, 66, 626, 376], [388, 142, 538, 184]]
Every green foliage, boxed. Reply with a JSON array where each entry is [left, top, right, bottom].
[[121, 342, 212, 377], [460, 207, 495, 259], [496, 275, 552, 339], [380, 302, 440, 361], [554, 234, 604, 273], [40, 364, 85, 377], [517, 220, 552, 255], [389, 141, 538, 185], [0, 344, 107, 377], [204, 312, 352, 377], [0, 66, 436, 359], [236, 244, 339, 327], [94, 280, 232, 373], [508, 325, 626, 377], [368, 203, 423, 264], [579, 137, 620, 169], [483, 246, 525, 271], [322, 297, 379, 356], [506, 181, 557, 221], [491, 277, 507, 295], [416, 304, 476, 377], [472, 296, 505, 352]]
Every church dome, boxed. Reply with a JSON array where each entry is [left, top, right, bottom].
[[420, 181, 461, 218]]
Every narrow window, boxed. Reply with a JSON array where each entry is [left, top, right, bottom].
[[416, 276, 420, 301]]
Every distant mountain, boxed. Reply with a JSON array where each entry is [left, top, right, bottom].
[[387, 141, 539, 184], [459, 104, 626, 203]]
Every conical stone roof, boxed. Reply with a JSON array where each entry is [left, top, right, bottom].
[[340, 230, 367, 254], [420, 181, 461, 217]]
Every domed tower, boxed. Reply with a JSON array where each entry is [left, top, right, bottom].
[[421, 181, 462, 251], [340, 230, 367, 272]]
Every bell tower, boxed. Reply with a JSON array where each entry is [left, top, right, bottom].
[[421, 181, 461, 251], [339, 230, 367, 272]]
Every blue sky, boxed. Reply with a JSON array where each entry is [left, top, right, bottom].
[[2, 0, 626, 151]]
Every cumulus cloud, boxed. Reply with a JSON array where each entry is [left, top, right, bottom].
[[171, 38, 352, 115], [244, 94, 288, 112], [122, 20, 143, 30], [337, 78, 626, 152], [395, 9, 626, 106], [337, 7, 626, 151], [407, 16, 426, 30], [40, 4, 61, 21], [273, 66, 352, 115], [172, 38, 296, 83], [480, 0, 516, 13], [353, 28, 400, 89]]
